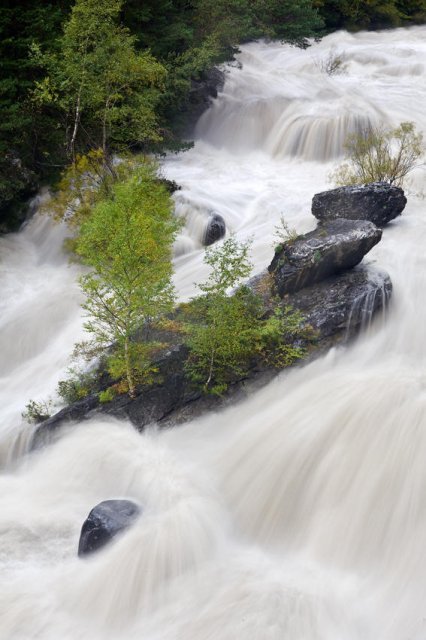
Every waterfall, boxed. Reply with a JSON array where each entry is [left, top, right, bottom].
[[1, 26, 426, 640]]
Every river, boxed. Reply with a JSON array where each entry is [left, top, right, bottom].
[[1, 27, 426, 639]]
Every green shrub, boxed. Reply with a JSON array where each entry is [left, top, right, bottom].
[[185, 237, 312, 395], [331, 121, 424, 187], [254, 305, 317, 368], [57, 368, 99, 404], [98, 388, 117, 404]]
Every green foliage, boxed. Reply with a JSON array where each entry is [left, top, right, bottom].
[[331, 121, 424, 187], [44, 150, 146, 231], [124, 0, 323, 134], [22, 399, 52, 424], [316, 0, 426, 30], [33, 0, 167, 161], [250, 0, 324, 45], [0, 0, 324, 217], [0, 1, 71, 226], [75, 160, 179, 396], [184, 237, 255, 393], [98, 388, 117, 403], [45, 149, 112, 227], [253, 305, 315, 368], [185, 237, 310, 394], [57, 367, 99, 403], [106, 342, 161, 391]]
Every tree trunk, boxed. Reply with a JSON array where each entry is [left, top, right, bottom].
[[124, 337, 136, 398], [69, 85, 82, 163]]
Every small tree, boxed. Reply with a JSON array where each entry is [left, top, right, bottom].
[[185, 237, 311, 394], [185, 237, 256, 394], [75, 161, 179, 397], [331, 121, 424, 187]]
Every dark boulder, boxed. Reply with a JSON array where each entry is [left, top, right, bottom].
[[203, 213, 226, 246], [311, 182, 407, 227], [269, 218, 382, 297], [78, 499, 141, 557]]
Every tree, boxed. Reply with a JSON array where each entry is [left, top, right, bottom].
[[34, 0, 167, 163], [185, 237, 310, 394], [331, 122, 424, 187], [185, 237, 257, 394], [75, 161, 179, 397]]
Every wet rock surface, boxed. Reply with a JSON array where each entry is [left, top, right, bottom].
[[311, 182, 407, 227], [78, 500, 141, 557], [203, 213, 226, 246], [269, 218, 382, 297], [288, 266, 392, 339]]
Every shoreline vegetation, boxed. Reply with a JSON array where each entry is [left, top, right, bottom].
[[1, 0, 426, 230]]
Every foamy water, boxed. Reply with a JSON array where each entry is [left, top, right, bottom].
[[1, 27, 426, 639]]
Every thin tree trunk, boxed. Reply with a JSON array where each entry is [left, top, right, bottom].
[[102, 96, 110, 157], [124, 337, 136, 398], [69, 85, 82, 163], [205, 348, 215, 390]]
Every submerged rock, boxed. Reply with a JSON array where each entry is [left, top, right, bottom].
[[311, 182, 407, 226], [203, 212, 226, 246], [78, 499, 141, 557], [269, 218, 382, 297]]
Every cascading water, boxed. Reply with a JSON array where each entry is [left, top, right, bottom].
[[1, 27, 426, 639]]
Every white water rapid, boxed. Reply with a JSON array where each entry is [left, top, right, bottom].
[[1, 27, 426, 639]]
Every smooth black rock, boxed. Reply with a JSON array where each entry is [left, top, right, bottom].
[[312, 182, 407, 227], [203, 213, 226, 246], [78, 500, 141, 557], [269, 218, 382, 297]]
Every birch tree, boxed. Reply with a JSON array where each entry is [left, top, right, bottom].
[[75, 162, 179, 397]]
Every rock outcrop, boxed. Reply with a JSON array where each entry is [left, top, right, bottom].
[[203, 212, 226, 246], [268, 218, 382, 297], [78, 499, 141, 557], [311, 182, 406, 227], [33, 184, 396, 446], [33, 272, 390, 442]]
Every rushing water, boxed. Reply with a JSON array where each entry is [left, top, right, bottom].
[[1, 27, 426, 639]]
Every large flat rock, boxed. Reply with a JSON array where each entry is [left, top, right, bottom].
[[268, 218, 382, 297]]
